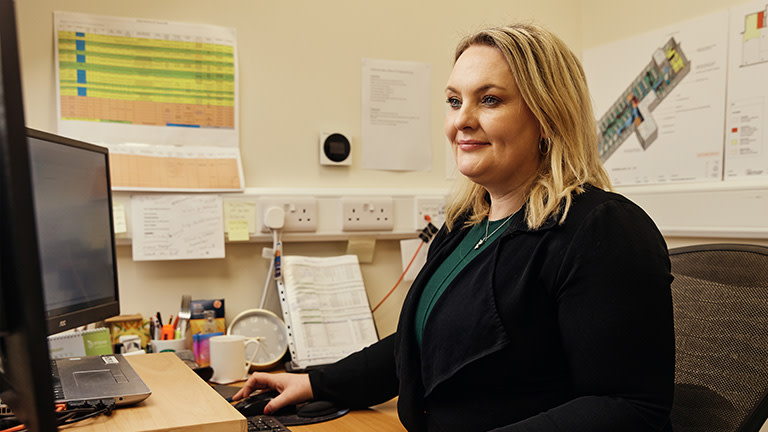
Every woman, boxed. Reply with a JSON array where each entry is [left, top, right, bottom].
[[235, 23, 674, 431]]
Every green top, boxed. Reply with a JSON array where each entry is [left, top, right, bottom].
[[414, 217, 509, 345]]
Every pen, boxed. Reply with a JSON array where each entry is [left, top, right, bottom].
[[152, 315, 161, 340]]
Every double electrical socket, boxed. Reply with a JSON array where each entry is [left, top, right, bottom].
[[341, 197, 394, 231], [258, 197, 318, 232], [415, 196, 447, 228]]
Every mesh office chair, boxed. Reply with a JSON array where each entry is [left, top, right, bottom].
[[669, 243, 768, 432]]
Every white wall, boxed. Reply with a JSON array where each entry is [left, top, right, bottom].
[[16, 0, 768, 339], [16, 0, 582, 337]]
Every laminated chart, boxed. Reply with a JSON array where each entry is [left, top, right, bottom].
[[725, 1, 768, 179], [741, 4, 768, 67], [55, 12, 243, 191], [57, 32, 234, 128], [597, 38, 691, 163]]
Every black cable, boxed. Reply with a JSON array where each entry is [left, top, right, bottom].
[[56, 398, 115, 426]]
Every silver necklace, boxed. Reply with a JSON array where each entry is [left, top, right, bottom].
[[474, 212, 516, 250]]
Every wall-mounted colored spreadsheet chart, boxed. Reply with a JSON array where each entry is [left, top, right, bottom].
[[55, 12, 243, 191]]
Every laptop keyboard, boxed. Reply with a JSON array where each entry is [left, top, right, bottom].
[[246, 415, 290, 431], [50, 360, 65, 401]]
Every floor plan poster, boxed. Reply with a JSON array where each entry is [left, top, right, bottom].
[[725, 1, 768, 179], [54, 12, 243, 191], [583, 11, 728, 186]]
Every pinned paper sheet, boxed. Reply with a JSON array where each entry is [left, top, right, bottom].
[[361, 58, 431, 171], [112, 201, 127, 234], [131, 194, 225, 261], [400, 238, 429, 282]]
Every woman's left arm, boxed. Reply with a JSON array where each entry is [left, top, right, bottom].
[[499, 199, 675, 432]]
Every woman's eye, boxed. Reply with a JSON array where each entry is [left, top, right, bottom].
[[446, 97, 461, 109], [481, 95, 501, 106]]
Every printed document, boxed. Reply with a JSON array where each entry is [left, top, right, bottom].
[[278, 255, 378, 369]]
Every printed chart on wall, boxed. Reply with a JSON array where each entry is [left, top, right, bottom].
[[725, 1, 768, 179], [583, 11, 728, 186], [54, 12, 243, 192]]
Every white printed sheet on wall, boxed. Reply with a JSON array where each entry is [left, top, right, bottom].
[[131, 194, 225, 261], [361, 58, 431, 171], [725, 1, 768, 179]]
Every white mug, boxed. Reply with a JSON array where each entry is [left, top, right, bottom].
[[209, 334, 260, 384]]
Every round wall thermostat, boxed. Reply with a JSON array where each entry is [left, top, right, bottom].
[[320, 132, 351, 166]]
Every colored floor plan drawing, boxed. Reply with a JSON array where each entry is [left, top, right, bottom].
[[597, 38, 691, 163], [742, 5, 768, 66]]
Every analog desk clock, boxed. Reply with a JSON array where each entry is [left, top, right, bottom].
[[228, 308, 289, 370]]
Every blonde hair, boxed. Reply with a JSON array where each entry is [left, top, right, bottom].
[[445, 23, 611, 230]]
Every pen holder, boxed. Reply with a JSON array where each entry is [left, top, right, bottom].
[[150, 338, 187, 353]]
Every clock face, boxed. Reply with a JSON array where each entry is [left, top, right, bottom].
[[228, 309, 289, 370]]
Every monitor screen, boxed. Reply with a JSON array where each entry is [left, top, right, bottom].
[[27, 129, 120, 336]]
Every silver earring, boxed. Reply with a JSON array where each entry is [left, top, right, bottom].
[[539, 137, 552, 155]]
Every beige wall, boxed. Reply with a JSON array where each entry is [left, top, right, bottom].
[[16, 0, 581, 336], [15, 0, 767, 340], [580, 0, 746, 50]]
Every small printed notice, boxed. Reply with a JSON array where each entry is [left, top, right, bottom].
[[361, 58, 431, 171]]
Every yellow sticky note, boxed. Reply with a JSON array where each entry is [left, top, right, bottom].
[[113, 201, 127, 234], [227, 219, 250, 242], [224, 201, 256, 233]]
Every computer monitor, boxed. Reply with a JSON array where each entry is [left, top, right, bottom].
[[27, 128, 121, 336], [0, 0, 59, 429]]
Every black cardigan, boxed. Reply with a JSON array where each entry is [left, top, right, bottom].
[[310, 186, 674, 432]]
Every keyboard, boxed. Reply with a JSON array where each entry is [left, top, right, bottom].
[[247, 415, 290, 431]]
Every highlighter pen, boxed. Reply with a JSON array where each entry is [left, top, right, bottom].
[[161, 324, 174, 340]]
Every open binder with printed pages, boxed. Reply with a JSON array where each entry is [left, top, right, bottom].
[[277, 255, 379, 371]]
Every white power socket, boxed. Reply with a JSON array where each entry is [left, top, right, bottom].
[[415, 196, 447, 229], [341, 197, 394, 231], [258, 197, 318, 232]]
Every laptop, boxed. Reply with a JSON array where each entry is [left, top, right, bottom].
[[51, 354, 151, 406]]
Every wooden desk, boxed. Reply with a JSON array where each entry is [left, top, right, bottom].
[[64, 353, 405, 431], [66, 353, 246, 432]]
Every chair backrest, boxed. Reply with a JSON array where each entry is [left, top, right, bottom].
[[669, 243, 768, 432]]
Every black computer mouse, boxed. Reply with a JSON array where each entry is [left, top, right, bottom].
[[233, 390, 279, 417]]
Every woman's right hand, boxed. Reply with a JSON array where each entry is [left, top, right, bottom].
[[232, 372, 314, 415]]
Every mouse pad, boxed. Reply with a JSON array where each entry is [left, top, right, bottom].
[[212, 384, 240, 400], [212, 385, 350, 426], [272, 408, 350, 426]]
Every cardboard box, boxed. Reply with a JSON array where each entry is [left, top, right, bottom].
[[105, 314, 151, 349]]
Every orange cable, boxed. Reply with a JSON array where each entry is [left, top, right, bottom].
[[371, 240, 424, 313]]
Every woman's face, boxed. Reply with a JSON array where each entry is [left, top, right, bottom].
[[444, 44, 541, 194]]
